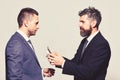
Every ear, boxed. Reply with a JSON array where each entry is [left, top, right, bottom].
[[91, 20, 97, 28], [23, 20, 29, 27]]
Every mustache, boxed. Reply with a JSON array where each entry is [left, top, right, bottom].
[[80, 27, 84, 30]]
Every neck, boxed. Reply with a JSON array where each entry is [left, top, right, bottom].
[[90, 27, 98, 35], [19, 26, 30, 37]]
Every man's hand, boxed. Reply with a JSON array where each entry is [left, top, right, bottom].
[[47, 52, 65, 66], [43, 68, 55, 77]]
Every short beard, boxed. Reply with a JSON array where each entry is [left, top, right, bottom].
[[28, 30, 36, 37], [80, 27, 92, 37]]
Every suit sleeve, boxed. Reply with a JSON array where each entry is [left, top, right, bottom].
[[6, 40, 24, 80], [62, 42, 111, 79]]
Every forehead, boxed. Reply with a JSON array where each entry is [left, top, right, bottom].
[[29, 14, 39, 21], [80, 14, 93, 22], [80, 14, 89, 20]]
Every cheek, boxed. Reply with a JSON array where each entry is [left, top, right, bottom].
[[30, 24, 36, 29], [84, 22, 91, 28], [28, 25, 35, 31]]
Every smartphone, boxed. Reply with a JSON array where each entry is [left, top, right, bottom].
[[47, 46, 52, 53]]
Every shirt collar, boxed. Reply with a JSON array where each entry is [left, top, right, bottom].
[[87, 30, 99, 43], [17, 30, 29, 41]]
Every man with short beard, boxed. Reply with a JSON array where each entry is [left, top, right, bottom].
[[47, 7, 111, 80]]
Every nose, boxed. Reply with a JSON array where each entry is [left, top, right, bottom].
[[78, 22, 82, 28], [37, 25, 39, 29]]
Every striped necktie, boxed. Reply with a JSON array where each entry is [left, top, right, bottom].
[[28, 40, 34, 50]]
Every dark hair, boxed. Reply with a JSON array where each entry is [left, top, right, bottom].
[[79, 7, 102, 28], [17, 7, 39, 27]]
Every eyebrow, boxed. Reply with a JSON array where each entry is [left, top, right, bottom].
[[80, 20, 85, 23]]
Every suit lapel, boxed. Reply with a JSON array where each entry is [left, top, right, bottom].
[[15, 32, 41, 67], [24, 41, 41, 67]]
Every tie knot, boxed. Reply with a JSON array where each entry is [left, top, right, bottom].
[[85, 39, 88, 44], [27, 40, 34, 50], [28, 40, 32, 44], [84, 38, 88, 45]]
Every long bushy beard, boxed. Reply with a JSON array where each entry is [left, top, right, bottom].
[[80, 27, 92, 37]]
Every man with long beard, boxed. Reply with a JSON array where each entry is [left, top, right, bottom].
[[47, 7, 111, 80]]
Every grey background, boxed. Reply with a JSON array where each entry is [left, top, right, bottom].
[[0, 0, 120, 80]]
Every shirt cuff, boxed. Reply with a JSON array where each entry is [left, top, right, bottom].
[[42, 69, 44, 78], [61, 60, 65, 68]]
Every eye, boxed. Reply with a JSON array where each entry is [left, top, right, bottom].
[[36, 22, 39, 25]]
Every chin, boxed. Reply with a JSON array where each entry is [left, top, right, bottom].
[[30, 34, 36, 36]]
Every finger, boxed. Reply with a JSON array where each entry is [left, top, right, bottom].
[[49, 53, 56, 58], [48, 59, 52, 63], [47, 56, 55, 60], [50, 62, 55, 65]]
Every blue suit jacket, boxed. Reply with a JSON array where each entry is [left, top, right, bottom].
[[62, 32, 111, 80], [5, 32, 43, 80]]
